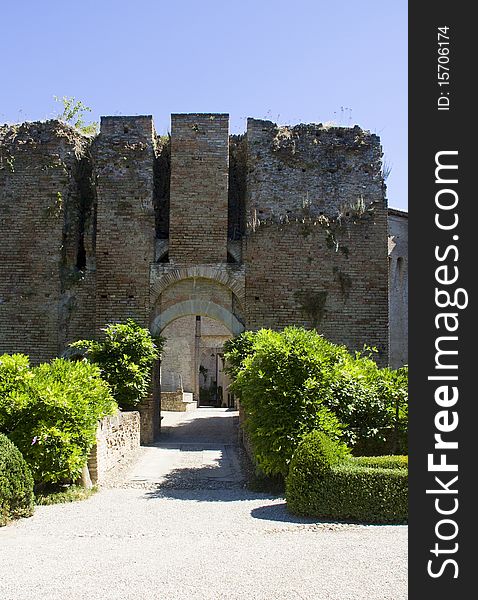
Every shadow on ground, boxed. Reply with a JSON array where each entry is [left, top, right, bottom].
[[157, 412, 240, 446], [144, 482, 279, 503], [250, 502, 330, 524]]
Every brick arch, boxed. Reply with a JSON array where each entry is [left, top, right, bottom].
[[149, 265, 245, 306], [151, 300, 245, 336]]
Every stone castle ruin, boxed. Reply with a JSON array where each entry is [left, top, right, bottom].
[[0, 113, 408, 442]]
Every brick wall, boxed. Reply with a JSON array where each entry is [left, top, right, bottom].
[[243, 119, 389, 364], [388, 209, 408, 367], [169, 114, 229, 264], [94, 116, 156, 332], [1, 112, 394, 443], [0, 121, 93, 362]]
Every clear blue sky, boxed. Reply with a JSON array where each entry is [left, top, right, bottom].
[[0, 0, 407, 209]]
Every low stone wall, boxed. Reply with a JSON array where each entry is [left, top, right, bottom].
[[161, 391, 197, 411], [88, 411, 140, 484], [161, 391, 183, 410]]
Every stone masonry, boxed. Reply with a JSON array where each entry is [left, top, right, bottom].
[[388, 208, 408, 368], [0, 113, 407, 442], [87, 411, 140, 484]]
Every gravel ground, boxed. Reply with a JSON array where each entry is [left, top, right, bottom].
[[0, 409, 408, 600]]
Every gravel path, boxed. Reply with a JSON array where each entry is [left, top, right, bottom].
[[0, 408, 408, 600]]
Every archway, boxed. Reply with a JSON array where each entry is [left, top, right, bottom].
[[151, 299, 244, 337], [151, 300, 244, 411]]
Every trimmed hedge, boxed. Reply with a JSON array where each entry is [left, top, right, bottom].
[[0, 433, 34, 526], [348, 455, 408, 470], [286, 431, 408, 524]]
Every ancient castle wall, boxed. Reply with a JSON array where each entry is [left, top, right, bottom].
[[243, 119, 389, 363], [0, 121, 93, 362], [92, 116, 159, 443], [169, 114, 229, 264], [1, 111, 395, 440], [94, 116, 156, 332]]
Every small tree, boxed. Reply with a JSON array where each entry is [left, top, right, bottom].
[[54, 96, 98, 135], [71, 320, 165, 410]]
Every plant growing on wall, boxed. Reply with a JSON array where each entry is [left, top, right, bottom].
[[70, 320, 165, 410], [294, 290, 328, 328], [54, 96, 98, 135]]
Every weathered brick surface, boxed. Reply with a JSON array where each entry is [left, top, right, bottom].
[[244, 218, 389, 363], [388, 208, 408, 367], [245, 119, 384, 221], [94, 116, 156, 332], [169, 114, 229, 264], [87, 411, 140, 484], [0, 121, 93, 362], [243, 119, 389, 364]]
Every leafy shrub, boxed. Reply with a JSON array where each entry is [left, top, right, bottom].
[[0, 354, 33, 432], [1, 358, 117, 485], [323, 353, 407, 450], [225, 328, 408, 474], [0, 433, 34, 526], [286, 432, 408, 523], [222, 331, 257, 380], [325, 354, 382, 437], [225, 328, 348, 477], [71, 319, 164, 410]]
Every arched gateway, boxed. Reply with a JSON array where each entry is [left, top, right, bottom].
[[151, 299, 244, 337], [150, 281, 245, 414]]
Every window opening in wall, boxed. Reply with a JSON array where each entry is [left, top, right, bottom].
[[76, 233, 86, 270]]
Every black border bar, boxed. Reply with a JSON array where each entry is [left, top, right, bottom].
[[409, 3, 475, 597]]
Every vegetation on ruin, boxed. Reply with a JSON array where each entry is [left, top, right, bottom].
[[286, 431, 408, 523], [54, 96, 98, 135], [224, 327, 408, 479], [71, 320, 165, 410], [0, 354, 116, 487]]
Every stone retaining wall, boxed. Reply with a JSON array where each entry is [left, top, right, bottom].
[[88, 411, 140, 484], [161, 391, 197, 411]]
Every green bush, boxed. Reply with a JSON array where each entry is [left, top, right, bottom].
[[0, 433, 34, 526], [225, 328, 348, 477], [282, 431, 349, 498], [224, 328, 408, 475], [222, 330, 257, 380], [324, 354, 389, 447], [71, 319, 164, 410], [286, 432, 408, 523], [1, 357, 117, 485], [0, 354, 33, 432]]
